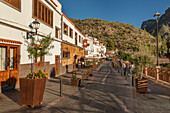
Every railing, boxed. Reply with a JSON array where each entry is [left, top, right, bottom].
[[147, 67, 156, 78], [158, 68, 170, 83]]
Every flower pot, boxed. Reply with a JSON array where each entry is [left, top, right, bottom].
[[87, 69, 92, 75], [71, 78, 81, 87], [82, 74, 88, 80], [135, 77, 148, 93], [93, 64, 97, 70], [19, 78, 47, 108]]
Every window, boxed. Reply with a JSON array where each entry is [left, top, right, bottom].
[[34, 0, 38, 16], [69, 28, 73, 38], [64, 23, 68, 36], [3, 0, 21, 10], [33, 0, 53, 27], [63, 50, 70, 58], [38, 2, 41, 19], [51, 12, 53, 26], [35, 49, 44, 66], [55, 27, 59, 39], [85, 51, 88, 55], [45, 8, 47, 22], [48, 10, 50, 24], [42, 5, 44, 21], [75, 32, 77, 45], [0, 46, 18, 71], [9, 47, 18, 70], [0, 46, 7, 71], [79, 36, 81, 43], [81, 37, 83, 44]]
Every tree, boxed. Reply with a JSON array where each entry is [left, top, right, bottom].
[[160, 38, 167, 57], [24, 34, 54, 78]]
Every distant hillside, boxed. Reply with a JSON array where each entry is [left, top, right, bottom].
[[71, 18, 157, 53]]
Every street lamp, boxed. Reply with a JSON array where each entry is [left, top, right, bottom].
[[32, 19, 40, 35], [28, 19, 40, 75], [153, 11, 160, 66]]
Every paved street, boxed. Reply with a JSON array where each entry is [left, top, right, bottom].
[[1, 61, 170, 113]]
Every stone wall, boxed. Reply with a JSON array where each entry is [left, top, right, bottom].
[[19, 62, 56, 79], [62, 43, 85, 66], [59, 64, 74, 75]]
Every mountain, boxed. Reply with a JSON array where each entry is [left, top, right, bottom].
[[141, 8, 170, 41], [71, 18, 156, 53]]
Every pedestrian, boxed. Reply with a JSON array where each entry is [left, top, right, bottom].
[[122, 61, 126, 76], [118, 58, 122, 72], [78, 59, 81, 69], [130, 62, 134, 76]]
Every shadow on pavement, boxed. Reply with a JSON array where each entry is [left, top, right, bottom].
[[2, 89, 20, 105]]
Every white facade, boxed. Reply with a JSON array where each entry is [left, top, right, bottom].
[[84, 36, 93, 58], [62, 13, 85, 48], [84, 36, 107, 58], [0, 0, 62, 65]]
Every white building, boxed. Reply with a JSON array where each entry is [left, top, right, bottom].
[[0, 0, 62, 91], [60, 13, 85, 74], [84, 36, 93, 58]]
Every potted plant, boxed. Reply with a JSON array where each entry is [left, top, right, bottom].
[[82, 71, 90, 80], [20, 34, 54, 108], [20, 70, 48, 108], [71, 70, 81, 87], [133, 54, 152, 93]]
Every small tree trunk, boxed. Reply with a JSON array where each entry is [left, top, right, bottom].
[[141, 66, 143, 79], [32, 56, 35, 79]]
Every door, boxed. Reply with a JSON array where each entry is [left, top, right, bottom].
[[55, 56, 59, 76], [0, 44, 19, 90]]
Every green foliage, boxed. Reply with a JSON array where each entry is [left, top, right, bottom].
[[25, 34, 54, 59], [133, 54, 153, 76], [160, 38, 168, 57], [118, 51, 132, 62], [71, 18, 157, 54], [107, 39, 114, 51]]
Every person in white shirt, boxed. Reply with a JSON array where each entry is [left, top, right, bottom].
[[130, 62, 134, 76]]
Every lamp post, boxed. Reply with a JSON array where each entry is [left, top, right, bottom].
[[28, 19, 40, 76], [154, 11, 160, 66], [32, 19, 40, 35]]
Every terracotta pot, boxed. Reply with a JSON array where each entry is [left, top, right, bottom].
[[71, 78, 81, 87], [19, 78, 47, 108], [135, 77, 148, 93]]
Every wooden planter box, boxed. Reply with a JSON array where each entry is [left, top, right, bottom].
[[135, 77, 148, 93], [71, 78, 81, 87], [82, 74, 89, 80], [19, 78, 47, 108], [87, 69, 92, 76], [93, 64, 97, 70]]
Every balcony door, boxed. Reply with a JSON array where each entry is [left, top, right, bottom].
[[0, 44, 20, 89]]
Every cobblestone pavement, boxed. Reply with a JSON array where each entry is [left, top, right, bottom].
[[1, 61, 170, 113]]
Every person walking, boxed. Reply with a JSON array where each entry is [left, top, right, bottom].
[[130, 62, 134, 76], [122, 61, 126, 76], [118, 58, 122, 73]]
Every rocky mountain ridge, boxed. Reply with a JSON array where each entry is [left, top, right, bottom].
[[141, 8, 170, 41]]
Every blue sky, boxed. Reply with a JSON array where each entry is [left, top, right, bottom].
[[58, 0, 170, 28]]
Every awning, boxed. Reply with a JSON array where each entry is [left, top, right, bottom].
[[0, 38, 22, 45]]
